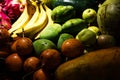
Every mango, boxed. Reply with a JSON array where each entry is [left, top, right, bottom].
[[33, 39, 57, 56], [61, 18, 87, 36], [39, 23, 62, 43], [51, 5, 76, 24]]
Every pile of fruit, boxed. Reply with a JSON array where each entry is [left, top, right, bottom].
[[0, 0, 120, 80]]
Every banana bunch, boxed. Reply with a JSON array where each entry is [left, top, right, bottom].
[[9, 0, 54, 40], [8, 0, 36, 34]]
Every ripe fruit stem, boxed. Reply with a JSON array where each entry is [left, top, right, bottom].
[[22, 28, 25, 38]]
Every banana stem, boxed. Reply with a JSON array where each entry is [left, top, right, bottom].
[[22, 28, 25, 38]]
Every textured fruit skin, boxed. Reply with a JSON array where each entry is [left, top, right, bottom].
[[55, 47, 120, 80], [97, 0, 120, 45]]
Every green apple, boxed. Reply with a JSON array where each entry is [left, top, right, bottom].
[[82, 8, 97, 23], [88, 26, 100, 34], [76, 28, 97, 46]]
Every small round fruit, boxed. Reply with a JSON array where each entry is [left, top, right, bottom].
[[5, 53, 23, 72], [61, 38, 84, 58], [0, 45, 11, 58], [40, 49, 61, 71], [0, 28, 10, 46], [12, 37, 33, 56], [88, 26, 100, 34], [11, 39, 18, 52], [97, 34, 116, 49], [33, 68, 49, 80], [82, 8, 97, 23], [23, 56, 40, 73]]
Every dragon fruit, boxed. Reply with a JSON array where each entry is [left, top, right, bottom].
[[1, 0, 24, 22], [0, 6, 12, 30]]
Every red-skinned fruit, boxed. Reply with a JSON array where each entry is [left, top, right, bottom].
[[33, 68, 50, 80], [0, 44, 11, 58], [11, 37, 33, 56], [0, 28, 10, 46], [97, 34, 116, 49], [39, 49, 61, 71], [23, 56, 41, 73], [61, 38, 84, 58], [5, 53, 23, 72]]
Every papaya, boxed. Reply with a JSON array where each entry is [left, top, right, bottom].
[[55, 47, 120, 80]]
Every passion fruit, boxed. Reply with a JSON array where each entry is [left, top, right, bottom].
[[23, 56, 40, 73], [40, 49, 61, 71], [5, 53, 23, 72], [33, 68, 50, 80], [11, 37, 33, 56], [61, 38, 84, 58], [97, 34, 116, 49], [0, 28, 10, 46]]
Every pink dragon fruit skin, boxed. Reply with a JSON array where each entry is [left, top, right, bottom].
[[2, 0, 24, 22], [0, 6, 12, 30]]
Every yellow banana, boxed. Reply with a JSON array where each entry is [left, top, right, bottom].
[[8, 0, 36, 34], [35, 4, 54, 39], [23, 1, 40, 28], [14, 4, 48, 39], [44, 4, 54, 24]]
